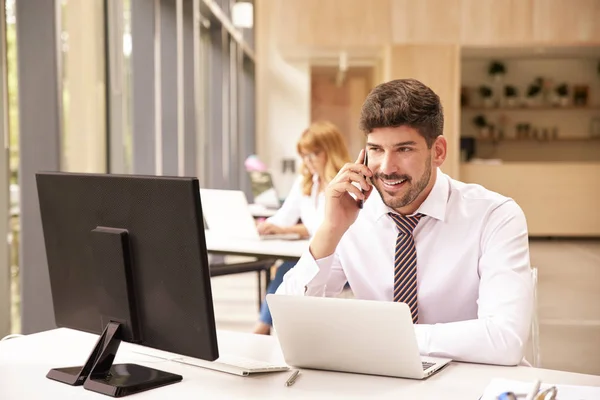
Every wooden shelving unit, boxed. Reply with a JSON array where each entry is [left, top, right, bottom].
[[462, 106, 600, 111], [472, 136, 600, 143]]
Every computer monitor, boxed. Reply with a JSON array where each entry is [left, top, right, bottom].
[[36, 172, 219, 397]]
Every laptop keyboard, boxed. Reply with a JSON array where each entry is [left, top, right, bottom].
[[422, 361, 435, 370]]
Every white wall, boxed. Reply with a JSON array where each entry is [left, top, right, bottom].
[[256, 0, 310, 197]]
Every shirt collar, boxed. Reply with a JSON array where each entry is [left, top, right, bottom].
[[369, 168, 449, 222]]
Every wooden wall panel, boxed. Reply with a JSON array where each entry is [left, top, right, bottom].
[[461, 163, 600, 236], [461, 0, 534, 45], [532, 0, 600, 44], [275, 0, 392, 50], [391, 0, 461, 43], [273, 0, 600, 54], [385, 45, 461, 179]]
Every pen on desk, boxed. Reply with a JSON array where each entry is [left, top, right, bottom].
[[285, 370, 300, 387]]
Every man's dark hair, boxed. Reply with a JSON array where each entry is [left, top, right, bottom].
[[359, 79, 444, 148]]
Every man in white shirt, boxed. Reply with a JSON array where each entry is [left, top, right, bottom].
[[277, 78, 533, 366]]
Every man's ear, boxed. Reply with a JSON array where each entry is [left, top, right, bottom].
[[432, 136, 447, 167]]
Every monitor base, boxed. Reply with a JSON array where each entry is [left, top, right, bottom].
[[47, 322, 182, 397]]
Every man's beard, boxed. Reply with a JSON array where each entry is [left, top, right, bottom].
[[374, 159, 432, 210]]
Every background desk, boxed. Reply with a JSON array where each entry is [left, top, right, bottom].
[[204, 230, 309, 261], [2, 328, 599, 399]]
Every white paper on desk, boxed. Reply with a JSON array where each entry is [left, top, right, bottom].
[[480, 378, 600, 400]]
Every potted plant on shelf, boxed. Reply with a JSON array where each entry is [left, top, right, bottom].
[[504, 85, 518, 107], [473, 114, 491, 139], [488, 61, 506, 106], [488, 61, 506, 79], [555, 83, 569, 107], [479, 85, 494, 108], [525, 78, 543, 107]]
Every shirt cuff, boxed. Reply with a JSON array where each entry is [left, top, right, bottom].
[[275, 251, 335, 296], [303, 253, 336, 295], [413, 324, 432, 356]]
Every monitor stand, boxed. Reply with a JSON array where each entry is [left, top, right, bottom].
[[46, 226, 182, 397], [47, 321, 182, 397]]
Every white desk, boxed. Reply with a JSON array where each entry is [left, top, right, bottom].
[[1, 328, 599, 399], [204, 230, 309, 261]]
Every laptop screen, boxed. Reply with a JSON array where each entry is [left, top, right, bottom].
[[247, 171, 280, 209]]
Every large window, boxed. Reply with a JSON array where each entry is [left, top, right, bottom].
[[203, 0, 255, 194], [4, 0, 256, 335], [60, 0, 107, 173], [4, 0, 18, 335]]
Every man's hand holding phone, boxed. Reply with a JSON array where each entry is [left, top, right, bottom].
[[309, 149, 373, 260]]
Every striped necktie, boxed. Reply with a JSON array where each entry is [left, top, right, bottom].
[[389, 212, 423, 324]]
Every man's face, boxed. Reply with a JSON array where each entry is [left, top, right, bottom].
[[366, 126, 445, 213]]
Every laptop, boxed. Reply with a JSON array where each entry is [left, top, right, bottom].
[[266, 294, 452, 379], [200, 188, 300, 240], [247, 171, 281, 209]]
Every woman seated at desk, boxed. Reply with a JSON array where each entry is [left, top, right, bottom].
[[253, 121, 351, 335]]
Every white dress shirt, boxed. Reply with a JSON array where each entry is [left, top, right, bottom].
[[277, 170, 533, 366], [266, 175, 325, 236]]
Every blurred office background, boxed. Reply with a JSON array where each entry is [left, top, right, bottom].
[[0, 0, 599, 376]]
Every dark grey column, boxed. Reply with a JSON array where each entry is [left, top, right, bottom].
[[183, 0, 196, 177], [131, 0, 156, 174], [207, 25, 224, 188], [239, 54, 255, 198], [16, 0, 60, 334], [160, 0, 177, 176]]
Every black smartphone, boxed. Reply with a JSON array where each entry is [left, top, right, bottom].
[[358, 149, 368, 209]]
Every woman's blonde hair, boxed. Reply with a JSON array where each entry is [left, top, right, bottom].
[[296, 121, 351, 196]]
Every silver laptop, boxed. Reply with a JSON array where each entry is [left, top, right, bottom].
[[247, 170, 281, 209], [200, 188, 300, 240], [266, 294, 452, 379]]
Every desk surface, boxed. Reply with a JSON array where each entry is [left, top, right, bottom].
[[1, 328, 599, 399], [204, 230, 309, 260]]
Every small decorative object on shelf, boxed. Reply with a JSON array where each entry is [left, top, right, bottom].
[[504, 85, 518, 107], [479, 86, 494, 108], [573, 85, 589, 106], [554, 83, 569, 107], [591, 117, 600, 139], [461, 86, 471, 107], [473, 114, 491, 139], [525, 78, 543, 107], [516, 123, 531, 140], [488, 61, 506, 107], [541, 128, 549, 141], [488, 61, 506, 78]]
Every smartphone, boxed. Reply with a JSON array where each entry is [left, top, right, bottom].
[[358, 149, 368, 209]]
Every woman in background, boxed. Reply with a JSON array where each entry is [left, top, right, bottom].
[[253, 121, 351, 335]]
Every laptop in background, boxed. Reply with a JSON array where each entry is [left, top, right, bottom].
[[200, 188, 300, 241], [266, 294, 452, 379], [247, 171, 281, 209]]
